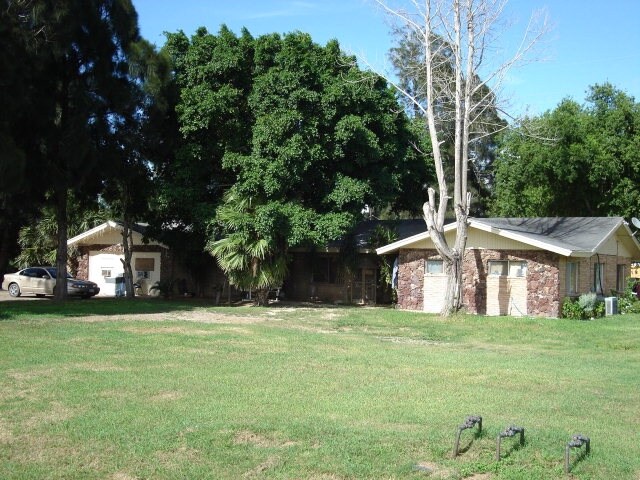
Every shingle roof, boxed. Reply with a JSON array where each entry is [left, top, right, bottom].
[[376, 216, 636, 257], [473, 217, 623, 254]]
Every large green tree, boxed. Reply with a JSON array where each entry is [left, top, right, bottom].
[[100, 40, 173, 298], [0, 1, 50, 285], [491, 83, 640, 218], [4, 0, 141, 299], [163, 27, 430, 296]]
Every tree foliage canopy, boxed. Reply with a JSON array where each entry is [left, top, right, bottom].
[[163, 26, 431, 290], [491, 83, 640, 218]]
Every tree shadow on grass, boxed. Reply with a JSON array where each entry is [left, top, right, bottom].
[[0, 296, 233, 321], [455, 429, 486, 456]]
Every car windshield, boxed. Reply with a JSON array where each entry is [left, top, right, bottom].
[[45, 268, 72, 279]]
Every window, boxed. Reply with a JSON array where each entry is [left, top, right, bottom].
[[617, 265, 626, 292], [425, 259, 444, 274], [593, 263, 605, 294], [312, 257, 338, 284], [488, 260, 527, 277], [101, 268, 112, 278], [135, 258, 155, 271], [133, 258, 155, 281], [488, 260, 508, 276], [509, 261, 527, 277], [566, 262, 579, 295]]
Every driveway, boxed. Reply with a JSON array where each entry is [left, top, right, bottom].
[[0, 288, 48, 302]]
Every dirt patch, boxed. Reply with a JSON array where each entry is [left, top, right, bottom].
[[149, 390, 184, 402], [0, 418, 14, 444], [112, 473, 139, 480], [7, 366, 60, 382], [92, 310, 270, 325], [379, 336, 448, 346], [72, 362, 129, 372], [120, 324, 255, 336], [156, 444, 201, 467], [414, 461, 455, 478], [121, 325, 216, 335], [23, 401, 79, 430], [243, 455, 280, 478], [233, 430, 298, 449]]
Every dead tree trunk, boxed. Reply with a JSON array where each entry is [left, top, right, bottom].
[[375, 0, 547, 315]]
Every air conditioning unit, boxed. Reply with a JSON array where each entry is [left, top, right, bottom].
[[605, 297, 618, 316]]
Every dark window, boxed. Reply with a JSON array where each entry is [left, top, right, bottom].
[[616, 265, 626, 292], [313, 257, 338, 284], [594, 263, 604, 294]]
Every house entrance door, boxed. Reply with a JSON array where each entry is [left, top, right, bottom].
[[352, 268, 376, 304]]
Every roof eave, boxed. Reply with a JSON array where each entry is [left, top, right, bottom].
[[67, 221, 118, 246], [375, 231, 430, 255], [470, 219, 574, 256], [592, 217, 624, 253]]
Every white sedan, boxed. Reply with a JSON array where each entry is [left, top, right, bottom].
[[3, 267, 100, 298]]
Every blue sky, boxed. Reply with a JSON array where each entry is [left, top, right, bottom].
[[132, 0, 640, 116]]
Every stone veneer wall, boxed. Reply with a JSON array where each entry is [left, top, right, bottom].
[[397, 248, 561, 317], [397, 249, 437, 311]]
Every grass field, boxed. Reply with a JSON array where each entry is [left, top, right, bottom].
[[1, 298, 639, 479]]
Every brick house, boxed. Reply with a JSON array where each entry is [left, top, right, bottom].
[[376, 217, 640, 317]]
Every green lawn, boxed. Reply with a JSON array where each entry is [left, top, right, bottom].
[[1, 298, 639, 479]]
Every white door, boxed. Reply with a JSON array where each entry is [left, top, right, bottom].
[[88, 252, 124, 296]]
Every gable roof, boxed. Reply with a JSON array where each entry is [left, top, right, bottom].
[[376, 217, 640, 257], [67, 220, 166, 248]]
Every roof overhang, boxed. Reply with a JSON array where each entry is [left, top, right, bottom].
[[375, 222, 456, 255], [375, 217, 640, 258], [67, 220, 167, 248]]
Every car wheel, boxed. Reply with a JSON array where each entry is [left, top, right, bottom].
[[8, 283, 21, 297]]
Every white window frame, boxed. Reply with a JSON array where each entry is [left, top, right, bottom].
[[566, 262, 579, 295], [425, 259, 444, 274], [488, 260, 527, 277]]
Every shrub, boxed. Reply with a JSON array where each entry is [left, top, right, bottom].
[[578, 292, 604, 318], [618, 277, 640, 314], [561, 298, 585, 319], [562, 293, 605, 319]]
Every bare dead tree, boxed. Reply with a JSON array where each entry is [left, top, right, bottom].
[[373, 0, 548, 315]]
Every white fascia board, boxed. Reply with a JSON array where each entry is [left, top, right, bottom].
[[375, 231, 430, 255], [67, 221, 117, 246], [375, 222, 456, 255], [623, 222, 640, 253]]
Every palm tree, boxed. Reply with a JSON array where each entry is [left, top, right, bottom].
[[208, 190, 287, 306], [15, 199, 106, 269]]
